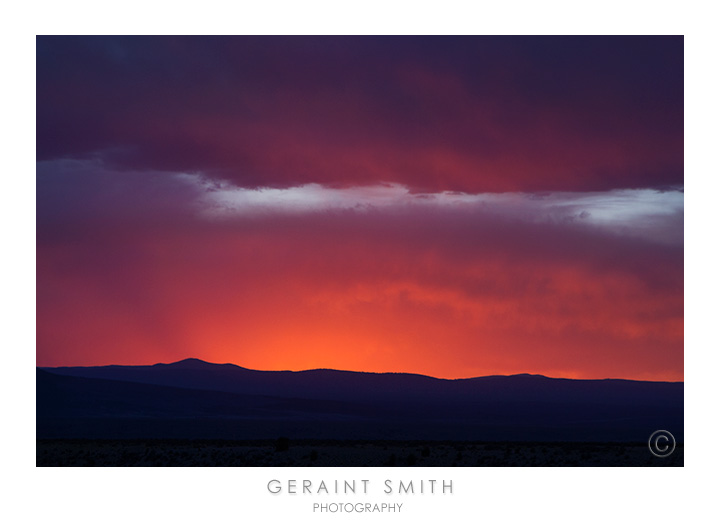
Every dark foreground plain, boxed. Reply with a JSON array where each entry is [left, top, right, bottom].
[[37, 438, 683, 467], [37, 359, 683, 466]]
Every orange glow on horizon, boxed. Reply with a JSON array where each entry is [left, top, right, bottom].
[[36, 214, 683, 382]]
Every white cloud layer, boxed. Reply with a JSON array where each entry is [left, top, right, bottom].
[[180, 173, 683, 245]]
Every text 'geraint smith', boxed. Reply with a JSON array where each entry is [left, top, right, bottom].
[[267, 479, 453, 494]]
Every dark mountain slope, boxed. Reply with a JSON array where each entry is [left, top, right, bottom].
[[37, 361, 683, 442]]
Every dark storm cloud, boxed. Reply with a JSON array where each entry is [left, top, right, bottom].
[[36, 35, 683, 192]]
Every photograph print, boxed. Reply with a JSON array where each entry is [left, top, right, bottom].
[[36, 35, 683, 467]]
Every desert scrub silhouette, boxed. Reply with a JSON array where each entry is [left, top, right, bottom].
[[275, 437, 290, 452]]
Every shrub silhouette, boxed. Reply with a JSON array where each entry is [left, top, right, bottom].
[[275, 437, 290, 452]]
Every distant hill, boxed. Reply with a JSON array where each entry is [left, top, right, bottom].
[[37, 359, 683, 442]]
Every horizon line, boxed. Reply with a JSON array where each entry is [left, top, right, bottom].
[[37, 357, 684, 384]]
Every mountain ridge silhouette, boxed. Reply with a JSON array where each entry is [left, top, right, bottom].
[[43, 357, 681, 382], [37, 358, 683, 442]]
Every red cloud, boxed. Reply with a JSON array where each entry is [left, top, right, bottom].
[[37, 204, 683, 380]]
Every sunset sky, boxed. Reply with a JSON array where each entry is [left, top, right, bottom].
[[36, 36, 683, 380]]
